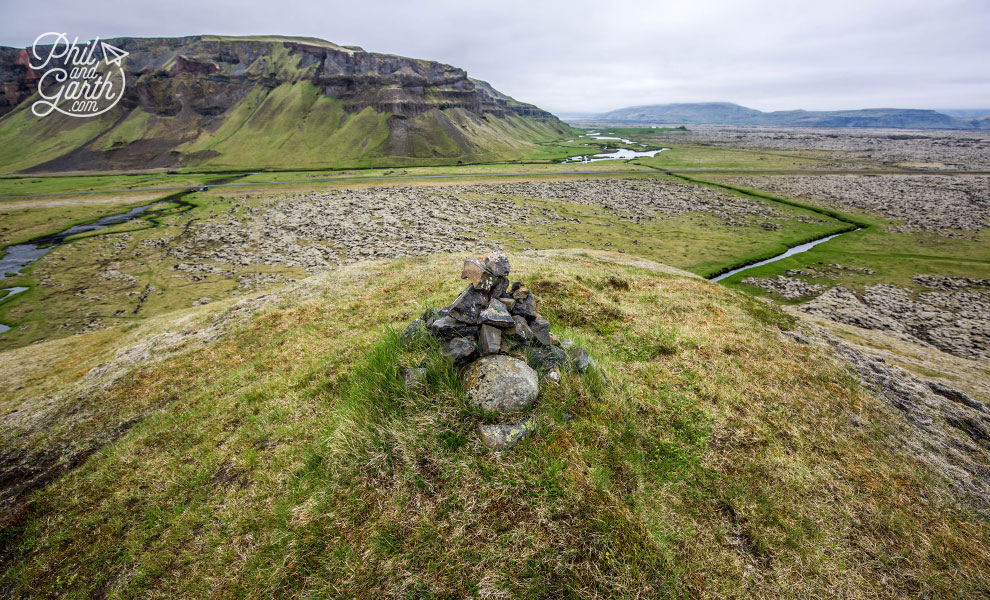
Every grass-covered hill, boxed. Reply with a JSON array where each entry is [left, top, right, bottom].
[[1, 250, 987, 598], [0, 36, 573, 174]]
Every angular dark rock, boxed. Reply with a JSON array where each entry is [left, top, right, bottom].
[[448, 284, 490, 324], [443, 337, 477, 361], [430, 315, 479, 340], [478, 324, 502, 355], [419, 307, 441, 327], [510, 292, 537, 319], [491, 276, 510, 299], [511, 286, 530, 301], [485, 250, 510, 277], [507, 315, 533, 343], [528, 345, 568, 371], [500, 297, 516, 312], [481, 298, 515, 329], [529, 317, 553, 346]]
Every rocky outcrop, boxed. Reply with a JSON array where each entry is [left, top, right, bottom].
[[401, 250, 600, 450], [817, 328, 990, 514], [0, 47, 40, 117], [1, 35, 558, 119], [0, 35, 570, 171]]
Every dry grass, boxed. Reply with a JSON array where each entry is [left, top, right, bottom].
[[0, 250, 987, 598]]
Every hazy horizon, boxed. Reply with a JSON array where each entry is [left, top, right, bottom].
[[2, 0, 988, 114]]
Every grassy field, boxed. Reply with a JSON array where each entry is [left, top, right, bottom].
[[696, 177, 990, 294], [0, 193, 170, 249], [0, 173, 213, 198], [632, 146, 865, 171], [0, 188, 303, 350], [493, 181, 848, 277], [1, 251, 986, 598]]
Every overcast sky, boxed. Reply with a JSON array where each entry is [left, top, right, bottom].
[[2, 0, 988, 113]]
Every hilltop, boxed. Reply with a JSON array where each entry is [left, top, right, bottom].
[[578, 102, 990, 130], [0, 35, 572, 173], [1, 250, 987, 597]]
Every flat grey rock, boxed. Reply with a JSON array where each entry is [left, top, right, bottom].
[[430, 315, 478, 340], [479, 417, 536, 450], [481, 298, 515, 329]]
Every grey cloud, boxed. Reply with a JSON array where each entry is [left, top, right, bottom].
[[1, 0, 987, 113]]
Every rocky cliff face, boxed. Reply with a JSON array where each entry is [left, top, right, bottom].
[[0, 35, 569, 172]]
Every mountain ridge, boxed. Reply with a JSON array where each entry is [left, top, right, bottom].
[[571, 101, 990, 130], [0, 35, 572, 173]]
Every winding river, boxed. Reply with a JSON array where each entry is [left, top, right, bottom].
[[709, 229, 860, 283], [0, 195, 195, 334]]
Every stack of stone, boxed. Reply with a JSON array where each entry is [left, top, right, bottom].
[[401, 251, 598, 450]]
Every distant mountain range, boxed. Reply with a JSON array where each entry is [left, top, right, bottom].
[[561, 102, 990, 130]]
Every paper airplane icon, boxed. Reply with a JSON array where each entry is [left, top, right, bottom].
[[101, 42, 129, 66]]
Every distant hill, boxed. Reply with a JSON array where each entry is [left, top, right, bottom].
[[0, 35, 572, 173], [588, 102, 989, 130]]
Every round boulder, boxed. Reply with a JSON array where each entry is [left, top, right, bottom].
[[462, 355, 539, 413]]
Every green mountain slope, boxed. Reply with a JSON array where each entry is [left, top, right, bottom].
[[0, 36, 573, 173]]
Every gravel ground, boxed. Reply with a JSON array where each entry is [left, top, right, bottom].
[[716, 174, 990, 234], [674, 125, 990, 170], [169, 179, 792, 272]]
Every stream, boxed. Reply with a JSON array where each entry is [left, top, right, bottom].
[[562, 132, 669, 163], [709, 229, 859, 283]]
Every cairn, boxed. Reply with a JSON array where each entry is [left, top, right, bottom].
[[401, 251, 597, 449]]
